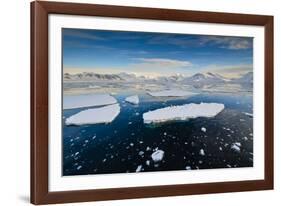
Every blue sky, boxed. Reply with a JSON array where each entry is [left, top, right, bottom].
[[63, 28, 253, 78]]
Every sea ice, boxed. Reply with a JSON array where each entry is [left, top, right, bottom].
[[143, 103, 224, 124], [243, 112, 253, 117], [231, 142, 241, 152], [64, 94, 117, 109], [147, 89, 197, 97], [65, 104, 120, 126], [185, 166, 191, 170], [151, 150, 164, 163], [199, 149, 205, 156], [125, 95, 139, 104], [136, 165, 142, 172], [201, 127, 207, 132]]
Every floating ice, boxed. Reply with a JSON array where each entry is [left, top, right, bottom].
[[136, 165, 142, 172], [185, 166, 191, 170], [64, 94, 117, 109], [151, 150, 164, 162], [243, 112, 253, 117], [125, 95, 139, 104], [231, 142, 241, 152], [65, 104, 120, 126], [146, 160, 150, 166], [201, 127, 207, 132], [199, 149, 205, 156], [143, 103, 224, 124], [147, 89, 197, 97]]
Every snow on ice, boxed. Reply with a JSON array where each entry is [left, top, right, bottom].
[[125, 95, 139, 104], [143, 103, 224, 124], [65, 104, 120, 126], [64, 94, 117, 109]]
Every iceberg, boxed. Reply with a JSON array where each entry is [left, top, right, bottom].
[[125, 95, 139, 104], [64, 94, 117, 109], [143, 103, 224, 124], [65, 104, 120, 126], [147, 89, 197, 97]]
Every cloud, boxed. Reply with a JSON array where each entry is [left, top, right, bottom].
[[199, 36, 253, 50], [63, 29, 105, 41], [133, 58, 192, 68]]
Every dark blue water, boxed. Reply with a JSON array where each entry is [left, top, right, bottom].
[[63, 92, 253, 176]]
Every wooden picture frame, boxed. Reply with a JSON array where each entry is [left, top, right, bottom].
[[31, 1, 274, 204]]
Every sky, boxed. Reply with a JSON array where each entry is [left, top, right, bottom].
[[63, 28, 253, 78]]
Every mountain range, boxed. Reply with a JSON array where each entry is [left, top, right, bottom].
[[64, 71, 253, 84]]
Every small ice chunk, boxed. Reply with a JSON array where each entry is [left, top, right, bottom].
[[76, 165, 82, 170], [143, 103, 224, 124], [231, 143, 241, 152], [125, 95, 139, 104], [138, 151, 144, 156], [74, 152, 79, 156], [146, 160, 150, 166], [185, 166, 191, 170], [147, 90, 197, 97], [201, 127, 207, 132], [199, 149, 205, 156], [65, 104, 120, 125], [151, 150, 164, 162], [243, 112, 253, 117], [64, 94, 117, 109], [130, 143, 134, 147], [234, 142, 241, 147], [136, 165, 142, 172]]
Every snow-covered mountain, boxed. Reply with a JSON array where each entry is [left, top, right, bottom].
[[64, 71, 252, 85], [231, 72, 253, 84], [181, 72, 227, 84], [64, 72, 124, 81]]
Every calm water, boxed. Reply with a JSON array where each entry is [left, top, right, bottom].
[[63, 90, 253, 176]]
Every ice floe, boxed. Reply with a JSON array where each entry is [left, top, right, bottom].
[[65, 104, 120, 126], [143, 103, 224, 124], [231, 142, 241, 152], [125, 95, 139, 104], [243, 112, 253, 117], [64, 94, 117, 109], [201, 127, 207, 132], [151, 150, 164, 162], [185, 166, 191, 170], [147, 89, 197, 97], [136, 165, 143, 172], [199, 149, 205, 156]]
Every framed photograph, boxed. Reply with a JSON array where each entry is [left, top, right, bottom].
[[31, 1, 274, 204]]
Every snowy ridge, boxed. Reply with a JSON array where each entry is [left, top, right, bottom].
[[65, 104, 120, 125], [143, 103, 225, 124], [64, 94, 117, 109]]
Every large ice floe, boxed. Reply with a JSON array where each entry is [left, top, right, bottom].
[[147, 89, 197, 97], [143, 103, 224, 124], [125, 95, 139, 104], [65, 104, 120, 126], [64, 94, 117, 109]]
